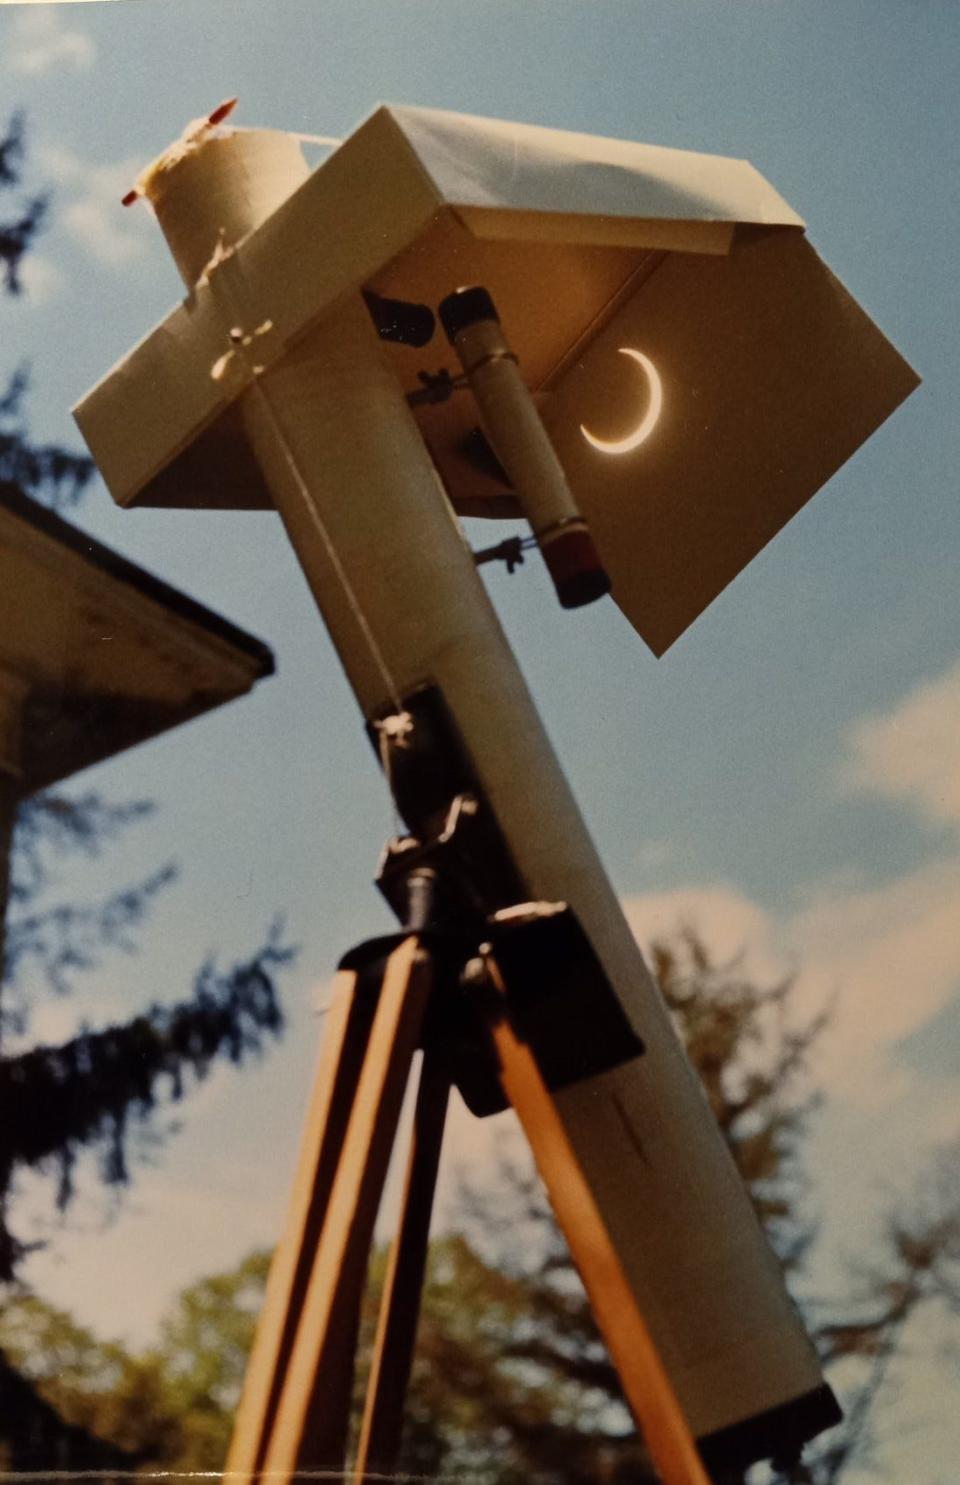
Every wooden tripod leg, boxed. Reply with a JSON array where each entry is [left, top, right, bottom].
[[352, 1045, 451, 1484], [483, 954, 713, 1485], [226, 966, 376, 1483], [259, 935, 432, 1483]]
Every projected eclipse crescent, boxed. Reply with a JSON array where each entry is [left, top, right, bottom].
[[580, 348, 663, 455]]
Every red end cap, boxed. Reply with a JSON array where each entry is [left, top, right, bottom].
[[541, 527, 612, 609], [207, 97, 239, 127]]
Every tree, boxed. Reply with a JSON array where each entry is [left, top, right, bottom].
[[1, 114, 92, 512], [807, 1145, 960, 1483], [0, 1251, 271, 1474], [9, 928, 953, 1483], [407, 929, 830, 1485], [436, 933, 960, 1485], [0, 778, 290, 1277], [0, 112, 47, 299], [0, 1286, 179, 1471], [146, 1248, 272, 1471], [0, 113, 292, 1465]]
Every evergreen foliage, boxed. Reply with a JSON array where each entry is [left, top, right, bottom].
[[0, 925, 290, 1280], [0, 111, 95, 510], [0, 373, 95, 511], [0, 112, 292, 1462], [0, 113, 47, 296]]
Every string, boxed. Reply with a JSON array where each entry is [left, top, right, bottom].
[[233, 125, 342, 149], [227, 328, 416, 829], [241, 355, 407, 719], [206, 283, 407, 722]]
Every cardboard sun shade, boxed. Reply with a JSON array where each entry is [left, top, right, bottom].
[[0, 483, 274, 792], [73, 105, 919, 655]]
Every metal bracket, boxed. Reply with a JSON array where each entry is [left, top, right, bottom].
[[472, 534, 537, 573]]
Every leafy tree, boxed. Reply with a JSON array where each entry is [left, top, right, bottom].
[[1, 113, 93, 512], [0, 114, 292, 1466], [438, 933, 959, 1485], [808, 1145, 960, 1483], [147, 1248, 272, 1470], [0, 1251, 271, 1474], [0, 1287, 178, 1468], [8, 929, 953, 1484]]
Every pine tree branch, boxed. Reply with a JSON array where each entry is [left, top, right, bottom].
[[0, 113, 48, 297], [3, 864, 178, 1003], [10, 791, 155, 907], [0, 927, 293, 1278], [0, 113, 27, 188], [0, 387, 96, 509]]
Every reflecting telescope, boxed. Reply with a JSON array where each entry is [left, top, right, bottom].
[[80, 105, 918, 657], [74, 103, 918, 1480]]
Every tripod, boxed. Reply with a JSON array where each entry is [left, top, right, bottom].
[[224, 795, 713, 1485]]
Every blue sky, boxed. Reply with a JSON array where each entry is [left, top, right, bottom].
[[1, 2, 958, 1479]]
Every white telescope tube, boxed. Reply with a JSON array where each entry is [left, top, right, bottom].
[[439, 286, 611, 610], [141, 126, 309, 289], [140, 126, 837, 1469]]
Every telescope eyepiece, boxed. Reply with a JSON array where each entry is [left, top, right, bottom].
[[439, 285, 500, 342]]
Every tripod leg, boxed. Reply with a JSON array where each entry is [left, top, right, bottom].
[[483, 954, 713, 1485], [259, 934, 432, 1483], [227, 966, 376, 1482], [352, 1044, 450, 1484]]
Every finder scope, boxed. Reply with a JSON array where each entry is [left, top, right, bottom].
[[439, 286, 611, 611]]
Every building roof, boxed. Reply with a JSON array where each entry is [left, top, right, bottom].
[[0, 483, 274, 792]]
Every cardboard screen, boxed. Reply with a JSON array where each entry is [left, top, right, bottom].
[[74, 108, 919, 654], [539, 228, 920, 653]]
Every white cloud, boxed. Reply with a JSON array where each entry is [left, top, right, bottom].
[[788, 861, 960, 1101], [842, 659, 960, 830], [618, 863, 960, 1344], [21, 1170, 274, 1344], [740, 658, 960, 1111], [7, 6, 96, 78], [0, 251, 64, 307], [62, 194, 146, 266], [17, 251, 64, 302], [624, 882, 791, 984], [36, 142, 151, 268], [39, 144, 137, 199], [624, 855, 960, 1118]]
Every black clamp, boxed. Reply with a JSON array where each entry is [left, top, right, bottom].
[[472, 535, 537, 573]]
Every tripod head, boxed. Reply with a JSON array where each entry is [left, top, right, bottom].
[[356, 684, 645, 1118]]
